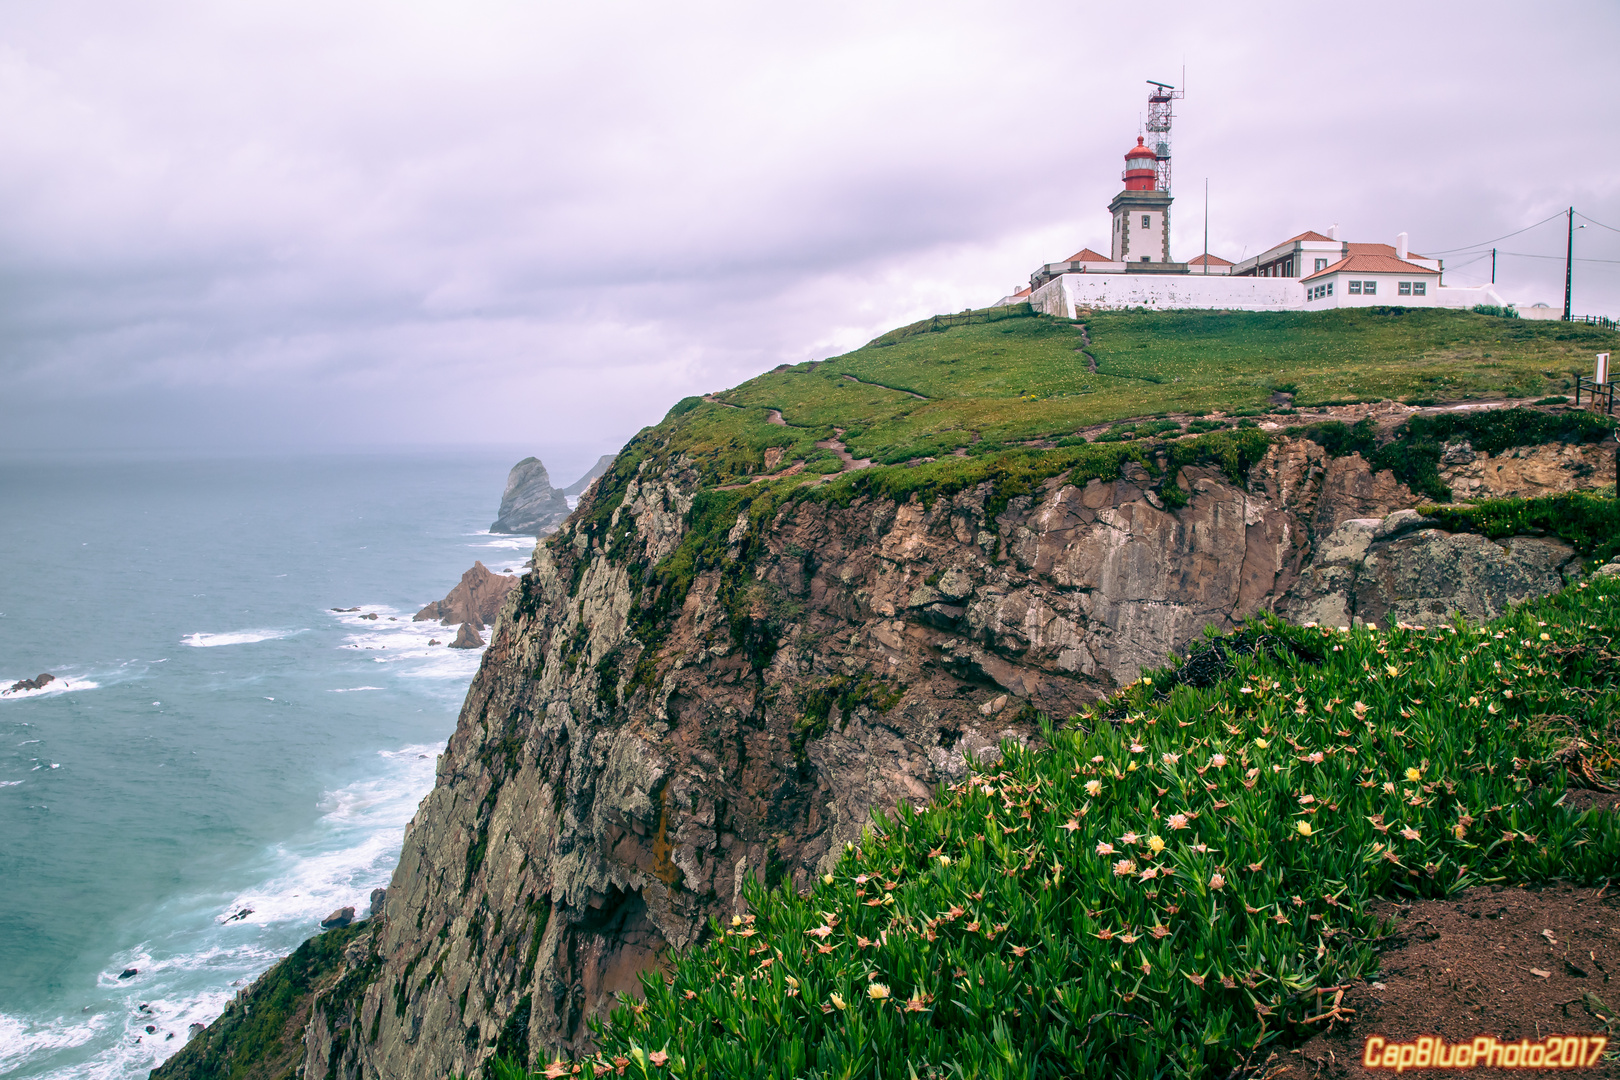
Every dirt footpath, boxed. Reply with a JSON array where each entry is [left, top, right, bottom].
[[1267, 883, 1619, 1078]]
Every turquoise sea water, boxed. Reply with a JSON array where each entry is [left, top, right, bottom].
[[0, 451, 537, 1079]]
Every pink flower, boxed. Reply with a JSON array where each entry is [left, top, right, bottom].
[[1095, 841, 1116, 856], [1166, 813, 1189, 831], [1208, 872, 1225, 890], [1113, 859, 1138, 877]]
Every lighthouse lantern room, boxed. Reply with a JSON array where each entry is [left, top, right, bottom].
[[1108, 136, 1178, 270]]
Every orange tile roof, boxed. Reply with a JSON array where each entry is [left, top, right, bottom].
[[1276, 230, 1336, 246], [1187, 253, 1234, 266], [1301, 253, 1441, 283], [1064, 247, 1114, 262], [1011, 286, 1032, 297], [1348, 242, 1431, 261]]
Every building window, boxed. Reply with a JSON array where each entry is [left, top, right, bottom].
[[1141, 255, 1151, 262], [1413, 282, 1427, 296], [1315, 258, 1328, 271], [1142, 215, 1151, 229], [1348, 281, 1362, 295], [1399, 281, 1412, 296], [1363, 280, 1377, 295], [1326, 282, 1334, 295]]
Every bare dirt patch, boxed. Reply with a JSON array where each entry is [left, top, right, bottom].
[[1267, 883, 1620, 1079]]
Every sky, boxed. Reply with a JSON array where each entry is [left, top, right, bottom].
[[1, 0, 1617, 481]]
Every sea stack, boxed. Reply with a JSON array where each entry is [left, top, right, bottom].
[[448, 622, 485, 649], [489, 458, 572, 535], [413, 562, 519, 628]]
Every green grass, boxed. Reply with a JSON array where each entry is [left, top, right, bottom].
[[490, 578, 1620, 1080], [661, 307, 1618, 485], [152, 921, 377, 1080]]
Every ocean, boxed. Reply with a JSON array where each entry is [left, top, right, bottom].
[[0, 450, 545, 1079]]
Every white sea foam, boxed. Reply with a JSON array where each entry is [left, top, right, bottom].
[[181, 629, 307, 648], [476, 537, 533, 550], [0, 1011, 105, 1077], [328, 686, 385, 693]]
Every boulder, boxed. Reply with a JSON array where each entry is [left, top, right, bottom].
[[359, 612, 379, 621], [449, 623, 486, 650], [414, 562, 519, 628], [321, 906, 356, 930], [369, 888, 387, 918], [119, 968, 138, 979], [490, 457, 572, 535], [1282, 509, 1578, 628]]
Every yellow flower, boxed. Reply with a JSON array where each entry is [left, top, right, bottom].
[[1540, 632, 1550, 641], [1296, 821, 1313, 837], [1404, 767, 1421, 782], [785, 975, 800, 989], [1085, 779, 1102, 797], [1386, 665, 1399, 677], [1146, 835, 1166, 854], [830, 993, 847, 1010], [1452, 823, 1468, 840], [937, 855, 951, 866], [867, 983, 890, 1001], [1126, 762, 1138, 772], [1254, 738, 1269, 749], [822, 873, 834, 885]]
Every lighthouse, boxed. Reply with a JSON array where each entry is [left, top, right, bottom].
[[1108, 136, 1178, 270]]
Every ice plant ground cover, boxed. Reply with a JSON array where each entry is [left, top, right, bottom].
[[491, 579, 1620, 1080]]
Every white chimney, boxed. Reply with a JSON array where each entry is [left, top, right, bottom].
[[1328, 223, 1340, 241], [1396, 231, 1409, 260]]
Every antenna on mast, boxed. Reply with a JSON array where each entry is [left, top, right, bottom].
[[1145, 79, 1184, 194]]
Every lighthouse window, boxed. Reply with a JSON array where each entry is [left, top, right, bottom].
[[1142, 215, 1151, 229], [1413, 282, 1427, 296], [1348, 281, 1362, 295], [1399, 281, 1412, 296]]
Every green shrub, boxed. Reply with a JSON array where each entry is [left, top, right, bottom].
[[1471, 304, 1520, 319], [1421, 491, 1620, 564], [494, 581, 1620, 1080]]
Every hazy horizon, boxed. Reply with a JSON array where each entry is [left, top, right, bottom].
[[2, 0, 1616, 465]]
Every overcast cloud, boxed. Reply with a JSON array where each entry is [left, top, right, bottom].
[[1, 0, 1616, 478]]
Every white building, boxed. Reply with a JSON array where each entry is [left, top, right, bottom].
[[998, 141, 1504, 314]]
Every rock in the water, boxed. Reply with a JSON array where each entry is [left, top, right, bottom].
[[490, 457, 572, 535], [7, 673, 56, 693], [359, 612, 379, 620], [449, 622, 485, 649], [331, 606, 361, 612], [369, 888, 387, 918], [321, 906, 356, 929], [119, 968, 138, 979], [413, 562, 519, 628], [562, 454, 617, 497]]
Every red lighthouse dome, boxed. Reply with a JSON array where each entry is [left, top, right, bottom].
[[1122, 136, 1157, 191]]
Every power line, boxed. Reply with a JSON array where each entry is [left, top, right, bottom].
[[1495, 250, 1620, 265], [1425, 211, 1566, 255], [1574, 210, 1620, 235]]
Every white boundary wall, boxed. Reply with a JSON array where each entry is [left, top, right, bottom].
[[1030, 272, 1506, 317], [1030, 273, 1302, 316]]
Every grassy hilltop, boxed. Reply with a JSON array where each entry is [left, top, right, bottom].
[[651, 306, 1617, 483]]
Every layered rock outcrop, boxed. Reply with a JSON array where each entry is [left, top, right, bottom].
[[285, 432, 1611, 1080], [414, 562, 520, 629]]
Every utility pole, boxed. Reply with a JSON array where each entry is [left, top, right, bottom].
[[1203, 179, 1209, 275], [1491, 248, 1496, 285], [1564, 206, 1574, 321]]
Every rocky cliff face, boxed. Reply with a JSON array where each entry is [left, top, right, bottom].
[[296, 435, 1611, 1080]]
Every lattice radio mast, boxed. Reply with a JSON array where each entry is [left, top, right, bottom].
[[1145, 79, 1184, 194]]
